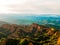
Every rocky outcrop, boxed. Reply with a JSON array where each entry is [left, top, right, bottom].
[[57, 37, 60, 45]]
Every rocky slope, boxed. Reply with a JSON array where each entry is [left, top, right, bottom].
[[0, 23, 60, 45]]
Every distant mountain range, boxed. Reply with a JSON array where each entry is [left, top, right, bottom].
[[0, 14, 60, 26]]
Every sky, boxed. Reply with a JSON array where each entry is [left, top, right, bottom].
[[0, 0, 60, 14]]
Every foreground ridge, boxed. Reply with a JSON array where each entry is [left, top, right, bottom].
[[0, 23, 60, 45]]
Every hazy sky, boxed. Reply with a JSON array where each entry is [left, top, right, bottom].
[[0, 0, 60, 14]]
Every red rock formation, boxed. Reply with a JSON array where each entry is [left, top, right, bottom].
[[31, 23, 38, 28], [2, 24, 10, 30], [37, 25, 42, 31], [47, 28, 55, 35], [57, 37, 60, 45]]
